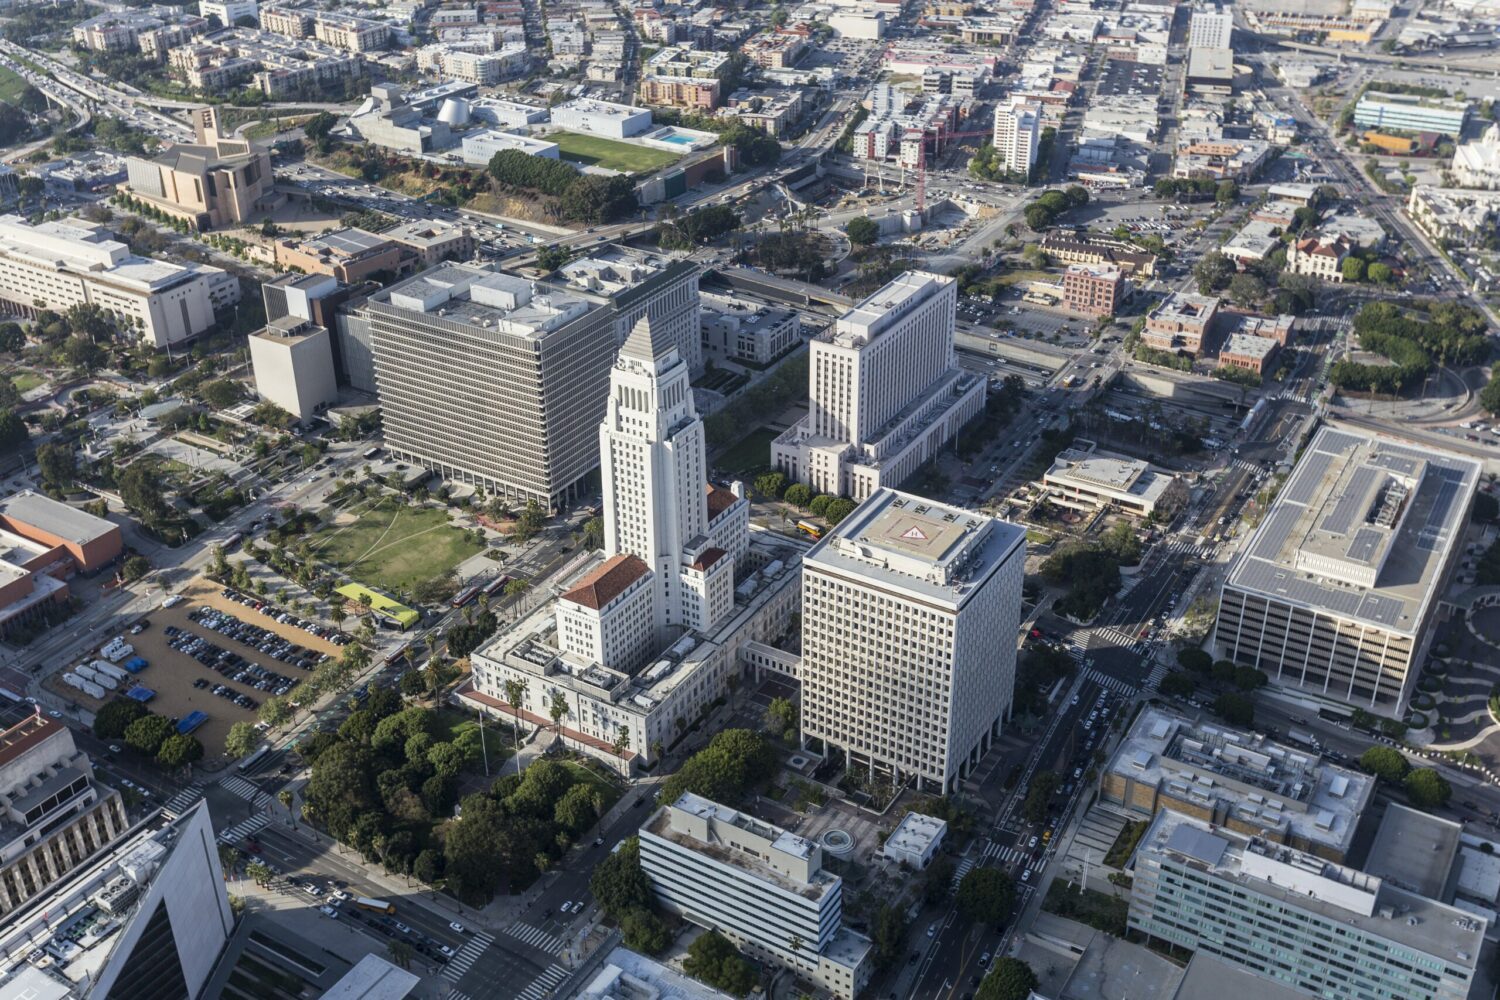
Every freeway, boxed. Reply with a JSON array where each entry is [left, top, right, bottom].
[[0, 40, 190, 142]]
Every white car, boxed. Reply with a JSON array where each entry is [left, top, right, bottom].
[[1022, 868, 1032, 882], [439, 945, 455, 958], [319, 905, 339, 918], [303, 884, 322, 897], [449, 921, 466, 933]]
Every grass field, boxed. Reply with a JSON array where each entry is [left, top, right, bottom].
[[564, 760, 624, 811], [243, 115, 315, 140], [10, 373, 42, 394], [0, 65, 31, 105], [714, 427, 779, 478], [549, 131, 680, 174], [312, 498, 484, 593]]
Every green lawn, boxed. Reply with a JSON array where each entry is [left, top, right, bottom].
[[714, 427, 779, 478], [10, 373, 43, 394], [0, 65, 31, 105], [243, 115, 314, 140], [563, 760, 624, 811], [311, 498, 484, 593], [549, 131, 680, 174]]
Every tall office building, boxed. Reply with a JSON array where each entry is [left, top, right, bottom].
[[772, 272, 984, 501], [1214, 426, 1478, 717], [1129, 810, 1483, 1000], [356, 263, 619, 507], [640, 792, 873, 999], [1188, 7, 1233, 49], [0, 800, 235, 999], [992, 100, 1040, 175], [598, 316, 737, 639], [799, 489, 1025, 794], [558, 248, 704, 374], [0, 711, 127, 918]]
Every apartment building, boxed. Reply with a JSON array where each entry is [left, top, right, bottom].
[[1142, 291, 1220, 354], [0, 214, 223, 349], [1129, 810, 1483, 1000], [743, 31, 807, 69], [167, 29, 362, 96], [639, 46, 731, 108], [772, 272, 984, 501], [258, 5, 312, 36], [1039, 231, 1158, 276], [357, 264, 618, 507], [1188, 7, 1233, 48], [799, 490, 1026, 795], [1354, 91, 1471, 136], [73, 11, 206, 52], [719, 88, 804, 137], [313, 12, 391, 51], [1061, 262, 1124, 317], [0, 713, 128, 918], [1407, 184, 1500, 245], [1215, 426, 1479, 717], [640, 793, 874, 999], [1102, 706, 1373, 862], [124, 106, 273, 231], [992, 100, 1041, 174]]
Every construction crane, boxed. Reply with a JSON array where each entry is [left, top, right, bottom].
[[910, 126, 998, 214]]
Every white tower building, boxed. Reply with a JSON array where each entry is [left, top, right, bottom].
[[1189, 7, 1233, 49], [993, 101, 1041, 175]]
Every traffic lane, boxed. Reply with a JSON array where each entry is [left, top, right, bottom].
[[531, 786, 656, 924], [252, 826, 468, 951]]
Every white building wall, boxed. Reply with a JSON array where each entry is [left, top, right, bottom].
[[248, 327, 338, 420]]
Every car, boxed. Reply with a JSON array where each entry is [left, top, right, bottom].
[[1028, 836, 1038, 849], [108, 744, 121, 754], [594, 837, 605, 847], [979, 952, 992, 967], [304, 884, 323, 896], [439, 945, 455, 958], [331, 890, 350, 902], [1021, 868, 1032, 882], [927, 923, 937, 937], [47, 710, 61, 719], [449, 921, 466, 933], [319, 905, 339, 918], [561, 901, 575, 914], [395, 921, 412, 934]]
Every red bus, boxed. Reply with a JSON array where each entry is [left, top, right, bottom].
[[450, 586, 480, 609], [483, 575, 511, 596]]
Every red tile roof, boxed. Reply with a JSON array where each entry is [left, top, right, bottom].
[[690, 547, 726, 572], [0, 712, 57, 770], [455, 681, 637, 760], [706, 483, 739, 520], [559, 554, 650, 610]]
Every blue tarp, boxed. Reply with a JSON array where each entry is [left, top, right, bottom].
[[176, 710, 207, 734], [122, 657, 148, 673], [125, 686, 155, 703]]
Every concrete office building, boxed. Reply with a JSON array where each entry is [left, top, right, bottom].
[[550, 98, 654, 138], [1142, 291, 1220, 354], [1188, 7, 1233, 48], [881, 812, 946, 869], [557, 251, 704, 374], [992, 101, 1041, 174], [0, 712, 127, 919], [249, 316, 338, 420], [640, 793, 874, 999], [261, 272, 375, 394], [0, 800, 233, 998], [0, 215, 224, 350], [1102, 706, 1374, 862], [701, 293, 801, 366], [1215, 426, 1480, 717], [1354, 91, 1471, 136], [800, 490, 1026, 794], [382, 219, 476, 268], [772, 272, 984, 501], [460, 129, 561, 165], [1042, 442, 1187, 519], [274, 228, 415, 285], [1129, 810, 1484, 1000], [358, 264, 619, 507]]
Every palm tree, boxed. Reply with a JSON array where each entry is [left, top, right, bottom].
[[277, 789, 294, 822], [386, 940, 413, 970], [548, 690, 569, 734], [504, 677, 527, 773]]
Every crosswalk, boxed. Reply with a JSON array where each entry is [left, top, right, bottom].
[[1091, 625, 1149, 657], [1085, 668, 1137, 697], [1143, 659, 1170, 691], [162, 783, 203, 819], [1063, 632, 1088, 666], [441, 931, 494, 983], [1228, 458, 1262, 474], [444, 991, 471, 1000], [505, 923, 564, 955], [979, 840, 1048, 873], [517, 964, 570, 1000], [950, 856, 975, 890], [216, 812, 269, 846], [219, 774, 272, 810]]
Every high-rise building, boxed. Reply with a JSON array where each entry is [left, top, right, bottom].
[[557, 249, 704, 374], [992, 100, 1040, 175], [1188, 7, 1233, 49], [799, 489, 1025, 794], [248, 316, 338, 420], [772, 272, 984, 501], [1215, 426, 1478, 717], [356, 263, 619, 507], [0, 800, 234, 999], [0, 712, 127, 919], [640, 792, 874, 999], [1129, 809, 1484, 1000]]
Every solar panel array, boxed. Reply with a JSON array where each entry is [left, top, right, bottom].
[[1345, 527, 1384, 566], [1282, 450, 1333, 506], [1319, 465, 1379, 536]]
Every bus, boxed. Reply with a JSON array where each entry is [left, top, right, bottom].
[[483, 575, 511, 597], [237, 746, 271, 774], [354, 897, 395, 915], [223, 532, 244, 551], [451, 586, 480, 609], [796, 520, 823, 540], [362, 447, 383, 460]]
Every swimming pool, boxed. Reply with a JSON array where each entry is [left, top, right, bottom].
[[658, 133, 695, 145]]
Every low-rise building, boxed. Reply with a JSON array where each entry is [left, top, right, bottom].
[[718, 89, 803, 137], [274, 228, 416, 284], [1184, 47, 1234, 98], [829, 10, 886, 37], [381, 219, 476, 267], [460, 129, 561, 165], [700, 293, 801, 365], [1220, 219, 1281, 265], [639, 47, 730, 109], [743, 31, 807, 70], [1407, 184, 1500, 246], [1286, 234, 1353, 282], [550, 98, 653, 138], [1171, 138, 1271, 181], [249, 316, 338, 420], [881, 812, 947, 870], [1061, 262, 1124, 317], [1042, 442, 1187, 519], [1040, 231, 1157, 276], [640, 793, 875, 1000], [1217, 332, 1278, 377], [1142, 291, 1219, 354]]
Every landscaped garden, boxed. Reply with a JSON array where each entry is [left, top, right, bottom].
[[309, 496, 485, 594]]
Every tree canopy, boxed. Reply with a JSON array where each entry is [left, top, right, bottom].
[[956, 866, 1015, 925]]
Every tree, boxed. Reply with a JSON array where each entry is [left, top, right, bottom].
[[118, 462, 168, 525], [94, 699, 148, 739], [122, 555, 150, 581], [1176, 647, 1213, 673], [682, 930, 757, 996], [658, 729, 775, 804], [956, 866, 1015, 925], [156, 733, 203, 767], [258, 697, 291, 728], [503, 677, 528, 766], [1227, 273, 1266, 308], [225, 721, 259, 759], [399, 670, 427, 697], [764, 696, 797, 739], [535, 245, 573, 272], [1360, 745, 1410, 783], [548, 690, 569, 731], [846, 216, 879, 246], [581, 516, 604, 551], [1233, 665, 1267, 691], [1342, 257, 1368, 283], [35, 442, 75, 488], [1194, 252, 1233, 294], [978, 958, 1039, 1000], [1158, 671, 1196, 697], [1367, 261, 1392, 283], [1215, 180, 1239, 204], [825, 498, 857, 526], [590, 835, 654, 917], [1404, 767, 1452, 809], [200, 379, 243, 409], [753, 472, 786, 499], [808, 495, 832, 517], [1021, 771, 1060, 824], [1211, 692, 1254, 728], [413, 848, 444, 885], [124, 714, 174, 756], [303, 111, 338, 153], [784, 483, 813, 508], [554, 783, 604, 835], [621, 908, 671, 954], [386, 940, 413, 971]]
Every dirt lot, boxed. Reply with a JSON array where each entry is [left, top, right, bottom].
[[45, 576, 345, 756]]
